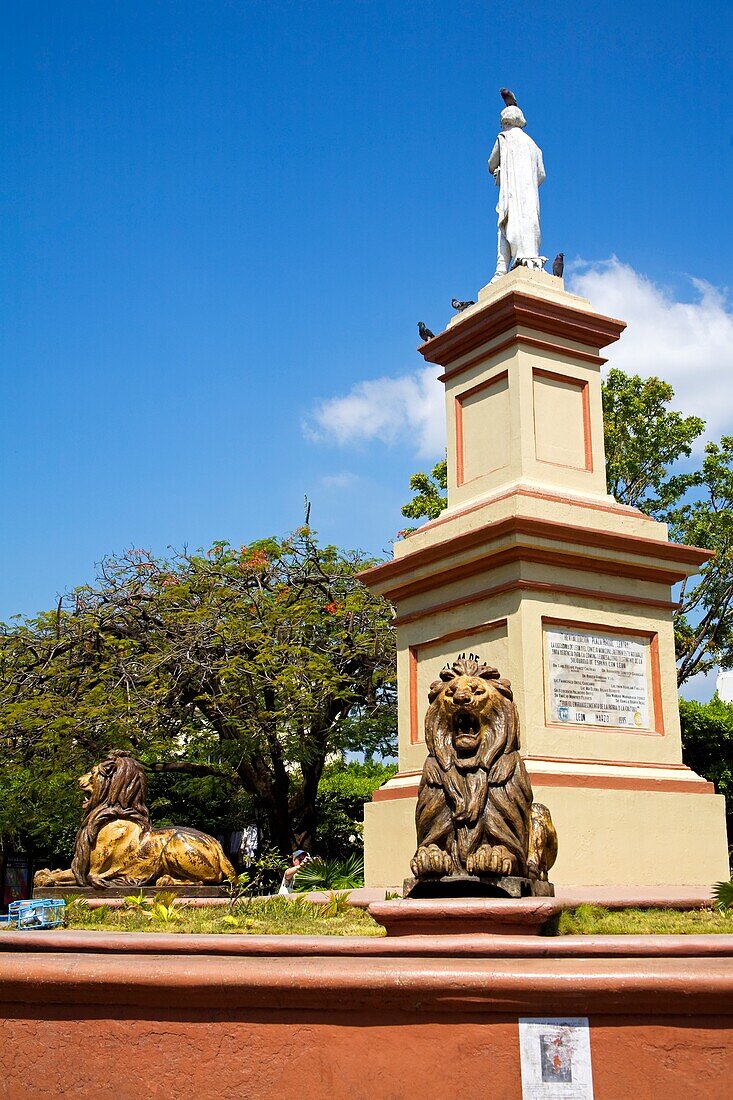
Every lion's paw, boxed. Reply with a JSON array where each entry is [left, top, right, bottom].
[[33, 869, 53, 887], [527, 859, 547, 881], [466, 845, 493, 874], [410, 844, 451, 877], [467, 844, 517, 876], [487, 844, 517, 875]]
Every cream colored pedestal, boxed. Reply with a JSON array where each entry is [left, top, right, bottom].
[[360, 269, 729, 889]]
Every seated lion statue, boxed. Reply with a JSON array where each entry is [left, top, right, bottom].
[[34, 750, 236, 889], [410, 654, 557, 886]]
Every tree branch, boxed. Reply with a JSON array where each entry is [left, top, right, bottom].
[[147, 760, 240, 784]]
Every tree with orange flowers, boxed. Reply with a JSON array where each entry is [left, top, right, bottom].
[[0, 528, 396, 859]]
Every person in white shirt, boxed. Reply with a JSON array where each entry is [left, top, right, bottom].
[[277, 849, 309, 895]]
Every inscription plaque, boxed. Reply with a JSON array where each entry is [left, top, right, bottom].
[[544, 625, 652, 730]]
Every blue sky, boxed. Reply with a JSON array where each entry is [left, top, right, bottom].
[[2, 1, 732, 648]]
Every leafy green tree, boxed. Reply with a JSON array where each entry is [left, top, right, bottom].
[[601, 369, 704, 512], [667, 438, 733, 684], [401, 459, 447, 526], [679, 694, 733, 845], [601, 371, 733, 683], [147, 772, 254, 838], [402, 369, 733, 686], [0, 753, 85, 859], [314, 760, 397, 861], [0, 529, 396, 859]]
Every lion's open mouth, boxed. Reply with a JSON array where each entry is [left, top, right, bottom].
[[452, 708, 481, 752], [453, 709, 480, 736]]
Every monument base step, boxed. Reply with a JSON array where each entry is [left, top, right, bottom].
[[368, 896, 561, 936], [403, 872, 554, 899]]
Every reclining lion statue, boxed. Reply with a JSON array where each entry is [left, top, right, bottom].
[[34, 749, 236, 889], [410, 654, 557, 889]]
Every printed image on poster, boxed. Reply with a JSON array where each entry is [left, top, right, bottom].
[[544, 624, 652, 730], [540, 1034, 573, 1082], [519, 1017, 594, 1099]]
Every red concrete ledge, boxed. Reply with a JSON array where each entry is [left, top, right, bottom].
[[0, 951, 732, 1016], [2, 929, 733, 957], [553, 889, 715, 910], [24, 885, 718, 909], [368, 897, 560, 935], [2, 937, 731, 1098]]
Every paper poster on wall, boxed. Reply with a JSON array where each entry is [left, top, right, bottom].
[[519, 1017, 594, 1099], [544, 624, 652, 730]]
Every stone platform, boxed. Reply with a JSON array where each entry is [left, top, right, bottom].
[[0, 928, 730, 1098], [369, 897, 561, 936]]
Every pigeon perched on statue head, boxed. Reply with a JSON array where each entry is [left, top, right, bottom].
[[500, 88, 518, 107], [552, 252, 564, 278], [451, 298, 475, 312], [418, 322, 435, 342]]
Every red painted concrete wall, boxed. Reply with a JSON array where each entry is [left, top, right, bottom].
[[0, 935, 731, 1099], [1, 1009, 731, 1099]]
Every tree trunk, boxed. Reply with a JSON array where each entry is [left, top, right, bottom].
[[292, 814, 315, 855], [291, 759, 324, 854], [263, 796, 293, 859]]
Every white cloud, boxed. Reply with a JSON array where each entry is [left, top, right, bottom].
[[568, 258, 733, 440], [320, 471, 359, 489], [306, 260, 733, 458], [307, 366, 445, 459]]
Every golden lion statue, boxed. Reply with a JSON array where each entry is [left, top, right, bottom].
[[410, 654, 557, 889], [33, 750, 236, 889]]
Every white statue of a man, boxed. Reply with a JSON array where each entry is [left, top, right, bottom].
[[488, 96, 546, 281]]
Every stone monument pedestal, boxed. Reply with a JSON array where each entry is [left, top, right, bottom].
[[360, 268, 729, 890]]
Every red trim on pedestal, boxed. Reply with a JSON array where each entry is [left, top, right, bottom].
[[383, 546, 692, 606], [408, 646, 419, 745], [454, 370, 508, 487], [407, 618, 508, 743], [437, 333, 608, 384], [371, 768, 715, 802], [392, 578, 678, 629], [419, 291, 626, 367], [358, 514, 712, 596], [412, 486, 654, 538], [532, 366, 593, 473]]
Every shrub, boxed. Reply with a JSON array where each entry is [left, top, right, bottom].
[[713, 880, 733, 911], [679, 694, 733, 847], [314, 761, 396, 862], [294, 854, 364, 891]]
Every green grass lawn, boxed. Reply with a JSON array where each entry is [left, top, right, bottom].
[[61, 894, 386, 936], [547, 903, 733, 936], [3, 896, 732, 936]]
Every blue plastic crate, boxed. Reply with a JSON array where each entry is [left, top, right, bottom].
[[7, 898, 65, 929]]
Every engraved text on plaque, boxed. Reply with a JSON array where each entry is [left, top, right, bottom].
[[544, 625, 652, 729]]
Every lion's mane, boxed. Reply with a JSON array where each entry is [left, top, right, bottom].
[[71, 750, 150, 886]]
